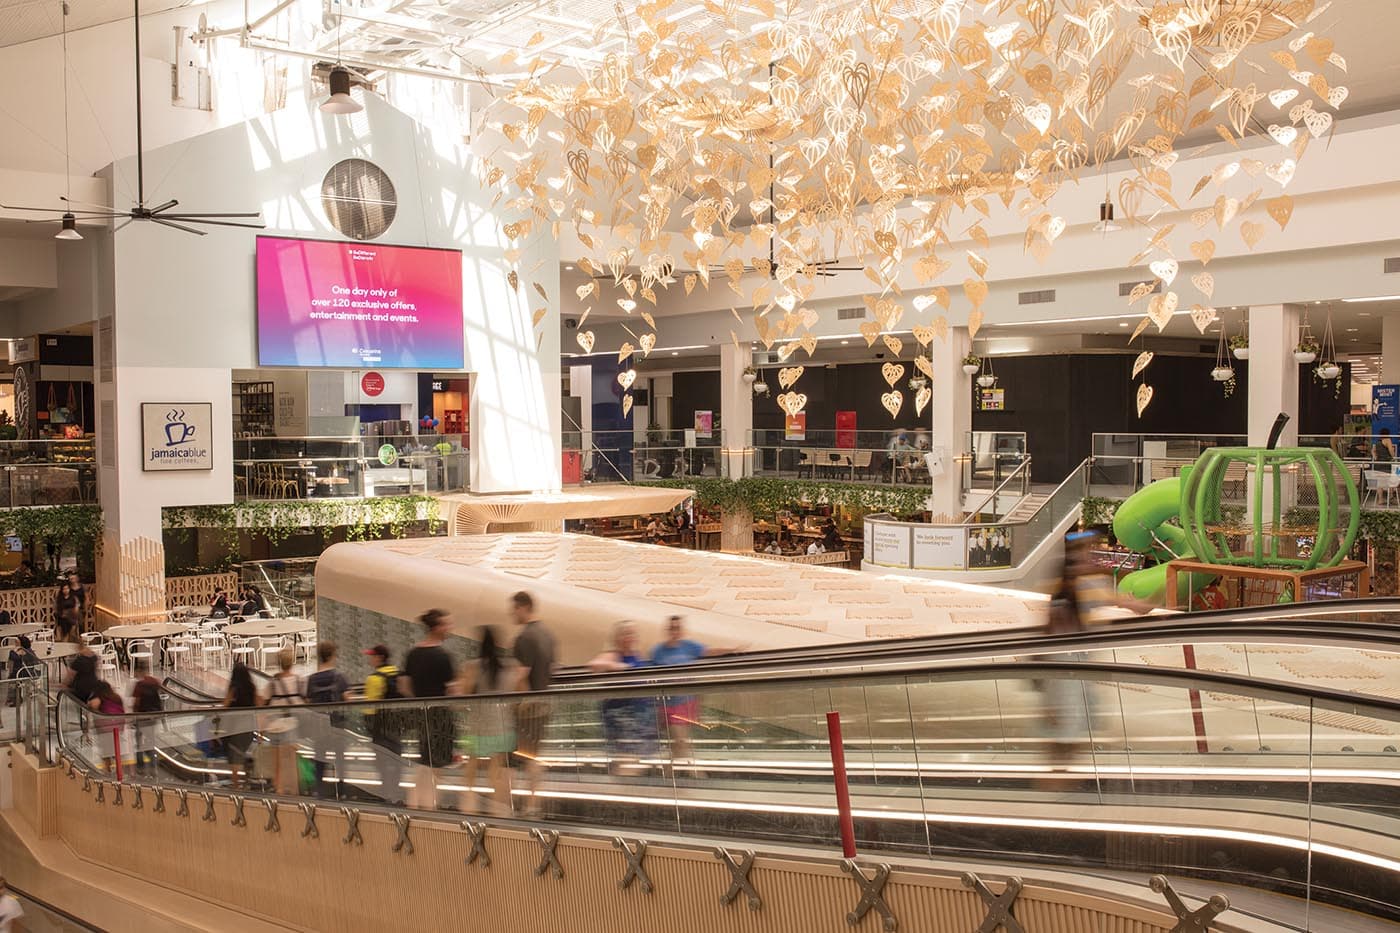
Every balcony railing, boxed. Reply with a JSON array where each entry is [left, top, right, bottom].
[[232, 435, 468, 500], [0, 438, 98, 506]]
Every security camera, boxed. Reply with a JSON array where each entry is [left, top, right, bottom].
[[565, 318, 578, 329], [875, 352, 885, 359]]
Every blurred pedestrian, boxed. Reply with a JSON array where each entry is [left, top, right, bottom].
[[461, 626, 514, 815], [400, 609, 458, 810], [363, 644, 404, 805], [590, 621, 656, 773], [221, 662, 259, 788], [129, 659, 163, 776], [650, 616, 739, 774], [305, 641, 350, 799], [510, 591, 555, 815]]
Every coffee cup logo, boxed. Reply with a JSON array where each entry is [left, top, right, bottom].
[[164, 409, 196, 446]]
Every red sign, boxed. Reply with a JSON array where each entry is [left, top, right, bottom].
[[835, 410, 857, 449], [360, 371, 385, 397]]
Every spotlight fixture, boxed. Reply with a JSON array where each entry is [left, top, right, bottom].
[[1093, 195, 1120, 233], [55, 212, 82, 241], [321, 65, 363, 114]]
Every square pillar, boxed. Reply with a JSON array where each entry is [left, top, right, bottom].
[[928, 326, 972, 520], [1246, 303, 1301, 524], [719, 342, 753, 479]]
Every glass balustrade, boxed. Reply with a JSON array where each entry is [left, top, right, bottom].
[[231, 435, 468, 499], [54, 660, 1400, 921], [0, 438, 98, 507]]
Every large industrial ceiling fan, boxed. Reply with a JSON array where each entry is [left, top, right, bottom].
[[3, 0, 264, 236]]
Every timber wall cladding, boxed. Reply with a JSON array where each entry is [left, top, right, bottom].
[[50, 775, 1183, 933], [163, 571, 238, 610]]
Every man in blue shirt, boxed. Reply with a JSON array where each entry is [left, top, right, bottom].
[[650, 616, 740, 775]]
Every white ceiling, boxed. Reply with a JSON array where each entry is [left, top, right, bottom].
[[0, 0, 193, 48]]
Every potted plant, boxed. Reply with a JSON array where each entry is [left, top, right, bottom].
[[741, 365, 757, 385], [1315, 360, 1341, 380], [1211, 364, 1235, 382], [1293, 338, 1319, 364], [976, 373, 997, 388], [961, 354, 981, 375], [1229, 334, 1249, 360]]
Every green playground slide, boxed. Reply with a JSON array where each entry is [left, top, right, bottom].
[[1111, 476, 1211, 606]]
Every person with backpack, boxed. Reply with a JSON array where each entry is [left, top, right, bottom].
[[461, 626, 514, 816], [262, 647, 304, 795], [363, 644, 404, 805], [304, 641, 350, 799], [129, 659, 163, 776]]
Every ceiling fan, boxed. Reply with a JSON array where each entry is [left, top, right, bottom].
[[2, 0, 264, 236]]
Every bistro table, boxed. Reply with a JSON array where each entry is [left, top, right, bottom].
[[222, 618, 316, 638], [103, 622, 190, 641], [0, 624, 44, 641], [33, 640, 77, 667]]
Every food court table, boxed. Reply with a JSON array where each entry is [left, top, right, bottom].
[[222, 618, 316, 638], [103, 622, 190, 641], [33, 641, 77, 666], [0, 624, 44, 640]]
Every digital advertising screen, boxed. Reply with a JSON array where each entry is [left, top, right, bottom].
[[256, 236, 465, 369]]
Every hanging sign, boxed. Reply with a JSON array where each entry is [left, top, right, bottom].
[[142, 403, 213, 472]]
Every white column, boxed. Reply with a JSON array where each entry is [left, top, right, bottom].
[[1246, 303, 1300, 523], [1383, 312, 1400, 385], [719, 342, 753, 478], [1247, 304, 1300, 448], [928, 326, 972, 520]]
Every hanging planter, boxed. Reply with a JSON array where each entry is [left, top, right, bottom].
[[1229, 334, 1249, 360], [741, 366, 757, 385], [1293, 341, 1318, 364], [961, 354, 981, 375], [1211, 365, 1235, 382], [1311, 305, 1342, 397], [976, 373, 997, 388], [1213, 324, 1237, 398], [1316, 362, 1341, 380]]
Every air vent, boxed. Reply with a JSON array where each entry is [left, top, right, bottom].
[[1018, 289, 1056, 305], [1118, 280, 1162, 297], [1384, 257, 1400, 274], [837, 307, 866, 320], [321, 158, 397, 240]]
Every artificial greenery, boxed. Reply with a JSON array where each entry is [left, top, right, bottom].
[[961, 354, 981, 368], [1286, 506, 1400, 546], [1081, 496, 1245, 530], [1228, 334, 1248, 351], [1294, 338, 1319, 356], [163, 495, 442, 563], [0, 504, 103, 578], [637, 477, 929, 517], [1312, 363, 1343, 399]]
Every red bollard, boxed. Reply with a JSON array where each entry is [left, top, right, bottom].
[[825, 710, 857, 859], [112, 723, 123, 781]]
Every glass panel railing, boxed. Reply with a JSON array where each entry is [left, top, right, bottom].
[[55, 663, 1400, 921], [230, 435, 467, 499], [0, 438, 98, 506]]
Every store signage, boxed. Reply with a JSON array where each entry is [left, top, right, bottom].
[[361, 371, 386, 397], [835, 411, 857, 449], [431, 380, 445, 392], [979, 388, 1005, 411], [377, 444, 398, 466], [865, 520, 911, 568], [694, 410, 713, 438], [1373, 385, 1400, 436], [784, 412, 806, 440], [913, 526, 966, 570], [141, 403, 213, 472]]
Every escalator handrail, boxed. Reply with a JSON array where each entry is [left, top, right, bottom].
[[67, 658, 1400, 729]]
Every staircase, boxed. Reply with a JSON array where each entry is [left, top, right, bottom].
[[1002, 493, 1050, 523]]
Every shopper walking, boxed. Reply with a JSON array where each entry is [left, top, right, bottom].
[[305, 641, 351, 799], [650, 616, 740, 775], [461, 626, 514, 816], [590, 621, 656, 772], [220, 662, 259, 788], [129, 659, 163, 776], [263, 647, 304, 795], [400, 609, 458, 810], [363, 644, 405, 805], [510, 591, 554, 815]]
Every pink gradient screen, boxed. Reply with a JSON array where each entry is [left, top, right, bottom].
[[256, 236, 464, 369]]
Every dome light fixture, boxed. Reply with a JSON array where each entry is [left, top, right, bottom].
[[55, 212, 82, 241], [321, 65, 363, 115]]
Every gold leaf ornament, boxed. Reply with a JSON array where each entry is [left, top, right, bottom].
[[778, 366, 804, 390], [639, 333, 657, 356], [880, 362, 906, 388], [914, 386, 932, 416], [1191, 272, 1215, 298], [1136, 384, 1154, 418], [859, 321, 882, 347], [914, 355, 933, 379], [622, 394, 633, 418], [617, 369, 636, 390], [967, 309, 985, 340], [1149, 259, 1179, 287], [912, 326, 935, 347], [777, 392, 808, 416], [1240, 221, 1267, 250], [1189, 240, 1217, 266], [1266, 195, 1295, 230], [576, 330, 595, 354], [1147, 291, 1178, 332], [1131, 351, 1154, 380], [617, 342, 635, 363], [880, 391, 903, 419], [882, 335, 905, 357], [1189, 305, 1218, 333]]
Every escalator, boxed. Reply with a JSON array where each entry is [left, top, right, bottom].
[[54, 608, 1400, 927]]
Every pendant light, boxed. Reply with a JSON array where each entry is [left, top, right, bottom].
[[1093, 192, 1120, 233], [320, 3, 363, 115], [56, 1, 81, 241]]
